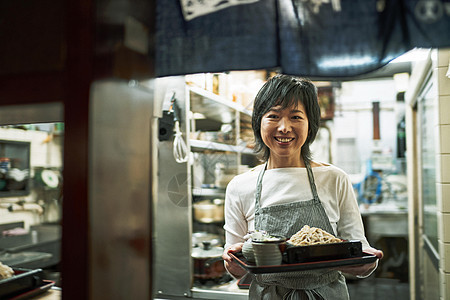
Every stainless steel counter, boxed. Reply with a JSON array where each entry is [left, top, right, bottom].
[[192, 279, 249, 300], [359, 203, 409, 281], [0, 224, 61, 269], [359, 202, 408, 216], [155, 279, 249, 300], [359, 203, 408, 238]]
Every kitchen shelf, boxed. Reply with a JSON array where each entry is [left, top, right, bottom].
[[190, 139, 255, 154], [188, 85, 252, 125], [193, 187, 226, 198], [0, 139, 31, 198]]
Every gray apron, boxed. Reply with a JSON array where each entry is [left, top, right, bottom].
[[249, 161, 349, 300]]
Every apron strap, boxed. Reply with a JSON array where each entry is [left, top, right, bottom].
[[255, 162, 268, 213], [304, 160, 320, 202]]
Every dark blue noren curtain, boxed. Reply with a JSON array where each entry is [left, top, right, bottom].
[[156, 0, 450, 78]]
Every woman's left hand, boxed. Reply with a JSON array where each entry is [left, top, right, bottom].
[[335, 247, 384, 277]]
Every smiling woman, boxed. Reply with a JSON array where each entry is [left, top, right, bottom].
[[222, 74, 383, 300]]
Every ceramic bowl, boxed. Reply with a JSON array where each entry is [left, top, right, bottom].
[[252, 236, 286, 266], [242, 239, 255, 263]]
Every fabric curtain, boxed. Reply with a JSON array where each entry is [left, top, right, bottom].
[[155, 0, 450, 78]]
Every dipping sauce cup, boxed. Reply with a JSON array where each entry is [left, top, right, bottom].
[[252, 236, 286, 266]]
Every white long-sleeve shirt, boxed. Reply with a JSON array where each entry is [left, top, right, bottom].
[[224, 163, 371, 250]]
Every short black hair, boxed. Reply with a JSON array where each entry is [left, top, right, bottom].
[[252, 74, 321, 162]]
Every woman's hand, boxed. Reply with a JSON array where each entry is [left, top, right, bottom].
[[336, 247, 384, 278], [222, 242, 247, 279]]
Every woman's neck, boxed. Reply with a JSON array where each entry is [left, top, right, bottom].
[[267, 156, 306, 169]]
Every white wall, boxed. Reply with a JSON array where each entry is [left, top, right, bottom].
[[331, 78, 401, 175]]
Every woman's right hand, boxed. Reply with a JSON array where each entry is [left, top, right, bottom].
[[222, 242, 247, 278]]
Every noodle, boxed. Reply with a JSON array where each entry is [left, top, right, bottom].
[[0, 261, 14, 279], [289, 225, 342, 246]]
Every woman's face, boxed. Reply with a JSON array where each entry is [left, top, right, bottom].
[[260, 102, 309, 166]]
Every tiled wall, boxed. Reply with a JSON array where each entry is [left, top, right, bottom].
[[436, 48, 450, 300]]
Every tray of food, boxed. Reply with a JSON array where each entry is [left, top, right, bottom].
[[8, 280, 55, 300], [231, 225, 378, 274], [230, 251, 377, 274], [284, 225, 363, 263], [0, 261, 44, 300]]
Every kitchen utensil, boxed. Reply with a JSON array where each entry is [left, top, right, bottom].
[[40, 170, 59, 188], [192, 232, 223, 248], [192, 241, 225, 280], [193, 199, 224, 223], [170, 93, 188, 163]]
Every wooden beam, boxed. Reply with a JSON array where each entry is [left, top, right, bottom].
[[62, 0, 93, 299], [0, 72, 65, 105]]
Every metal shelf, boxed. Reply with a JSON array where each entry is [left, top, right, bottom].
[[190, 139, 255, 154], [188, 85, 252, 124], [192, 187, 226, 198]]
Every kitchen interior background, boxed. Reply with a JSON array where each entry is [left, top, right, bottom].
[[154, 54, 412, 300], [0, 122, 63, 285], [0, 47, 447, 299]]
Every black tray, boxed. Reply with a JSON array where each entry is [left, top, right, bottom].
[[0, 268, 43, 300], [230, 252, 377, 274], [284, 240, 363, 264], [10, 280, 55, 300], [237, 273, 252, 289]]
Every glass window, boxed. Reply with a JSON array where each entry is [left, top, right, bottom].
[[418, 81, 438, 253]]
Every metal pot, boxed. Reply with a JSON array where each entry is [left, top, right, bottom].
[[192, 241, 225, 280], [193, 199, 224, 223], [192, 232, 223, 248]]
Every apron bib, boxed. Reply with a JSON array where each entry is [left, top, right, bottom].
[[249, 161, 349, 300]]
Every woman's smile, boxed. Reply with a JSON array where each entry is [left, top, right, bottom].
[[274, 136, 295, 143]]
